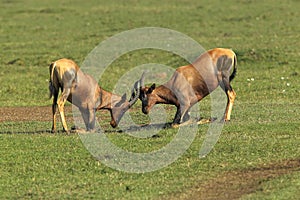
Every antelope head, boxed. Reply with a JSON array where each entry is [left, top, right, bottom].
[[130, 72, 157, 115], [110, 79, 141, 128]]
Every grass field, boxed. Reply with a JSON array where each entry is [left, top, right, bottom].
[[0, 0, 299, 199]]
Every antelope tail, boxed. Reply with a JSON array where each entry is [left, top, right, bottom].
[[229, 54, 237, 82], [48, 62, 56, 99]]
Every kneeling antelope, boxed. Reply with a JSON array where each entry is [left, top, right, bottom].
[[49, 58, 140, 133], [131, 48, 237, 126]]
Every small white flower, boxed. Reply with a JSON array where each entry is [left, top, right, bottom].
[[281, 77, 285, 80], [287, 83, 290, 87], [282, 90, 286, 93], [251, 78, 255, 81]]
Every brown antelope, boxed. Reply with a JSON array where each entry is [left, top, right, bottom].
[[131, 48, 237, 126], [49, 58, 140, 133]]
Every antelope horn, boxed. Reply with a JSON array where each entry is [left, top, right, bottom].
[[129, 80, 140, 107], [129, 71, 147, 105], [140, 71, 146, 87]]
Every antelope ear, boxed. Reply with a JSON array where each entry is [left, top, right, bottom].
[[114, 93, 127, 107], [147, 83, 156, 94]]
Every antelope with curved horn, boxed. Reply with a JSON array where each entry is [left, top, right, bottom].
[[131, 48, 237, 126], [49, 58, 140, 133]]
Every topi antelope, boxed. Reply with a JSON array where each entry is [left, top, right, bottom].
[[49, 58, 140, 133], [131, 48, 237, 126]]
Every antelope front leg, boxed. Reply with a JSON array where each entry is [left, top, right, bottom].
[[172, 105, 190, 127], [79, 108, 96, 131], [87, 108, 96, 131], [179, 105, 192, 125], [172, 107, 182, 126], [182, 108, 191, 122]]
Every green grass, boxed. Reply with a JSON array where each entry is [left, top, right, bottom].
[[0, 0, 299, 199]]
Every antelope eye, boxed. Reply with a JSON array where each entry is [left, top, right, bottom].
[[140, 92, 146, 99]]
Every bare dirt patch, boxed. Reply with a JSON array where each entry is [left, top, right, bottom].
[[0, 106, 128, 123], [0, 106, 56, 122], [176, 159, 300, 200], [0, 106, 71, 133], [0, 106, 118, 132]]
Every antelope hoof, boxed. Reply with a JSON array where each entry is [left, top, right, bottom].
[[71, 125, 86, 133], [63, 128, 70, 134], [222, 117, 230, 122], [172, 124, 180, 128], [197, 118, 211, 125]]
